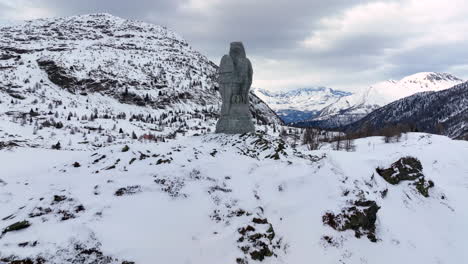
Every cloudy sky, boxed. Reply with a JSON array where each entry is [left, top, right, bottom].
[[1, 0, 468, 92]]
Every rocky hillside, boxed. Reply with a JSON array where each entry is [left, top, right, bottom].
[[345, 81, 468, 139], [254, 87, 351, 124], [293, 72, 464, 128], [0, 13, 281, 150]]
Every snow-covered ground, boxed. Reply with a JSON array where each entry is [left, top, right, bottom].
[[1, 132, 467, 263]]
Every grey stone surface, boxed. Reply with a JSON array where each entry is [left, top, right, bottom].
[[216, 42, 255, 134]]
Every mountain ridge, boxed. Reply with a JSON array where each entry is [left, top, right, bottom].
[[344, 81, 468, 139], [254, 86, 351, 123], [293, 72, 464, 128]]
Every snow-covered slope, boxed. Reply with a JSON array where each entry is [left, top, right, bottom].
[[0, 13, 281, 150], [296, 73, 464, 128], [254, 87, 351, 124], [1, 132, 468, 263]]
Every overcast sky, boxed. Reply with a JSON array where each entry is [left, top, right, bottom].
[[1, 0, 468, 92]]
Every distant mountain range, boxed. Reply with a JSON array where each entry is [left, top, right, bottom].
[[267, 72, 464, 126], [345, 81, 468, 139], [253, 87, 351, 123]]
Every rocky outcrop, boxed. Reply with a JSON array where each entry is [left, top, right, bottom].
[[376, 157, 424, 184], [323, 200, 380, 242], [376, 157, 435, 197]]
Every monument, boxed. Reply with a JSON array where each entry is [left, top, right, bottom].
[[215, 42, 255, 134]]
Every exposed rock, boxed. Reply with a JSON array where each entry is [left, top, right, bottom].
[[414, 178, 435, 198], [154, 177, 187, 198], [323, 200, 380, 242], [376, 157, 424, 184], [114, 185, 142, 196], [236, 217, 281, 263], [2, 220, 31, 235], [1, 240, 132, 264], [376, 157, 435, 197], [53, 195, 67, 203], [0, 257, 44, 264], [0, 141, 20, 150], [18, 241, 38, 247], [121, 145, 130, 152], [28, 207, 52, 218], [37, 59, 78, 93], [156, 158, 171, 165]]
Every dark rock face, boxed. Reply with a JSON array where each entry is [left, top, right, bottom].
[[414, 177, 435, 197], [323, 200, 380, 242], [37, 58, 129, 98], [0, 53, 21, 61], [0, 257, 44, 264], [376, 157, 434, 197], [376, 157, 424, 185], [37, 59, 77, 93], [114, 185, 141, 196], [0, 141, 20, 150], [2, 220, 31, 235], [1, 242, 134, 264], [216, 42, 255, 134]]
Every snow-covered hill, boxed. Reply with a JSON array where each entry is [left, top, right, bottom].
[[300, 72, 464, 128], [0, 13, 281, 150], [253, 87, 351, 124], [1, 132, 468, 263]]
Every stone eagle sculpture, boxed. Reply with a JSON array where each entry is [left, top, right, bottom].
[[215, 42, 255, 134]]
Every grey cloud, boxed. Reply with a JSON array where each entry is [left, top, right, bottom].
[[386, 42, 468, 79], [3, 0, 467, 90], [0, 2, 15, 18], [34, 0, 369, 57], [37, 0, 179, 19]]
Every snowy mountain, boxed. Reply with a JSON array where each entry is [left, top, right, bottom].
[[2, 13, 468, 264], [254, 87, 351, 124], [345, 81, 468, 139], [294, 72, 464, 128], [0, 13, 281, 150]]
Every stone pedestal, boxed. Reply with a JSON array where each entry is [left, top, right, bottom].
[[216, 115, 255, 134]]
